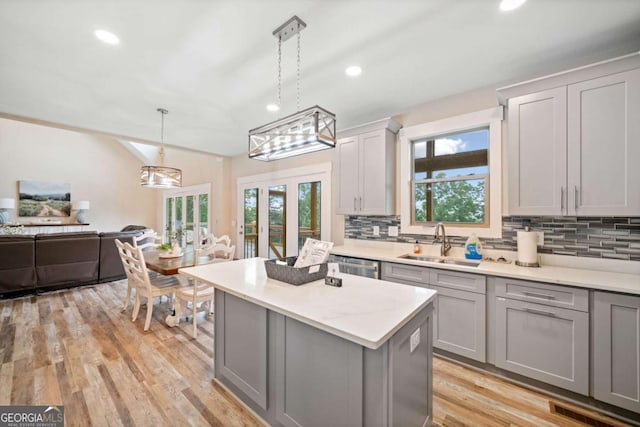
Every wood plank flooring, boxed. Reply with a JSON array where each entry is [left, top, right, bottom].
[[0, 281, 630, 427]]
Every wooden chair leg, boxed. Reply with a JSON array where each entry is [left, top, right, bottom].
[[132, 293, 141, 321], [144, 298, 154, 331], [123, 284, 132, 311]]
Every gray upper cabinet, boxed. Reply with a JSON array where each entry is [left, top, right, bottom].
[[336, 119, 400, 215], [593, 291, 640, 413], [502, 56, 640, 216], [567, 69, 640, 215], [507, 87, 567, 215]]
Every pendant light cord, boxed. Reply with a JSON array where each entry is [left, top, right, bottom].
[[157, 108, 168, 166], [296, 23, 301, 112], [277, 36, 282, 112]]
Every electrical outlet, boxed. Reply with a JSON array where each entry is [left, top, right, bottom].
[[388, 225, 399, 237], [372, 226, 380, 236], [535, 231, 544, 246], [410, 328, 420, 353]]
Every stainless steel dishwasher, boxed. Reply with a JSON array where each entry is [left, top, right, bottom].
[[328, 254, 380, 279]]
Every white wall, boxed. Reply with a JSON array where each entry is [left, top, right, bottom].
[[228, 85, 500, 246], [0, 117, 229, 234]]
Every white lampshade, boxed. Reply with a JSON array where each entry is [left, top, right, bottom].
[[0, 198, 15, 209], [74, 200, 90, 210]]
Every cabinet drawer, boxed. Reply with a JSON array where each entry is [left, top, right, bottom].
[[430, 269, 486, 294], [495, 297, 589, 395], [381, 263, 430, 287], [494, 277, 588, 312]]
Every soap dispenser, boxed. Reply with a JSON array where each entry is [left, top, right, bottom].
[[413, 240, 422, 254]]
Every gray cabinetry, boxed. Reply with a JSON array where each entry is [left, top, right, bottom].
[[336, 119, 400, 215], [215, 291, 269, 409], [382, 262, 487, 363], [593, 292, 640, 413], [495, 280, 589, 395], [381, 262, 430, 287], [503, 60, 640, 216]]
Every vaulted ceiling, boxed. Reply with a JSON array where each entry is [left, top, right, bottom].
[[1, 0, 639, 156]]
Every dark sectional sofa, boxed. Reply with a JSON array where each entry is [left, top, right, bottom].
[[0, 230, 143, 298]]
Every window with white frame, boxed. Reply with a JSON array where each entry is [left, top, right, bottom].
[[400, 107, 503, 238]]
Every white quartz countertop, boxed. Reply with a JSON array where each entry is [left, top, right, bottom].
[[331, 244, 640, 295], [179, 258, 436, 350]]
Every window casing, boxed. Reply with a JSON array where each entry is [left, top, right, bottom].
[[399, 106, 503, 238]]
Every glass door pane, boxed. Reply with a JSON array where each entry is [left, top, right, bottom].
[[165, 198, 173, 242], [199, 193, 209, 247], [175, 196, 183, 246], [268, 185, 286, 260], [243, 188, 259, 258], [298, 181, 321, 252], [185, 195, 195, 250]]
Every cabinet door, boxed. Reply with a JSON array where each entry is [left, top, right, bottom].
[[359, 130, 389, 214], [495, 297, 589, 394], [336, 136, 359, 214], [507, 87, 567, 215], [567, 68, 640, 215], [432, 285, 486, 362], [593, 292, 640, 413]]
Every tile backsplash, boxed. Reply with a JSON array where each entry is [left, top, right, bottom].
[[344, 215, 640, 261]]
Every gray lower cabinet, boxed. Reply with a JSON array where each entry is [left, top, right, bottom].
[[215, 288, 434, 427], [495, 297, 589, 395], [432, 284, 486, 363], [593, 291, 640, 413]]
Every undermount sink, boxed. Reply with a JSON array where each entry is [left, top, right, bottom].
[[441, 258, 480, 267], [397, 254, 480, 267], [397, 254, 444, 263]]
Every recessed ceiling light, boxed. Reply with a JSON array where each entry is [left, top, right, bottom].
[[94, 29, 120, 45], [266, 103, 280, 112], [499, 0, 526, 12], [345, 65, 362, 77]]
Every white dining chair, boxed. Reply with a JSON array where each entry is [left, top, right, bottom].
[[173, 243, 236, 338], [115, 239, 182, 331], [120, 229, 162, 310]]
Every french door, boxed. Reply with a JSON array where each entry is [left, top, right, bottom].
[[237, 164, 331, 259], [162, 183, 211, 250]]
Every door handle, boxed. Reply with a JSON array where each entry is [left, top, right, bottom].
[[354, 197, 356, 211], [359, 197, 362, 211], [522, 291, 555, 300], [524, 307, 556, 317], [560, 187, 564, 212], [239, 231, 243, 235], [574, 185, 579, 210]]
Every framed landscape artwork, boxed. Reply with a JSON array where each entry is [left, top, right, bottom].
[[18, 180, 71, 217]]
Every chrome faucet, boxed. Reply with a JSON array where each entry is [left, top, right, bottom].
[[434, 222, 451, 256]]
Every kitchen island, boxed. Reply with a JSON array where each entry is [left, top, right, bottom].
[[179, 257, 436, 427]]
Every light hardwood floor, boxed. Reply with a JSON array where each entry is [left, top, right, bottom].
[[0, 281, 630, 427]]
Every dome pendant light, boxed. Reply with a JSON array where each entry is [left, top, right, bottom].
[[141, 108, 183, 188], [248, 15, 336, 161]]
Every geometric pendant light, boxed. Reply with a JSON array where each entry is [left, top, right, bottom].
[[249, 16, 336, 161], [141, 108, 182, 188]]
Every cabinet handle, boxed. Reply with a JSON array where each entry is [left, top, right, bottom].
[[359, 197, 362, 211], [373, 264, 379, 280], [524, 307, 556, 317], [574, 185, 579, 210], [560, 187, 564, 212], [522, 291, 555, 300], [354, 197, 357, 211]]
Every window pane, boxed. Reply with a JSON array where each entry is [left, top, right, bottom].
[[269, 185, 286, 260], [298, 181, 321, 252], [185, 195, 194, 249], [432, 178, 485, 223], [244, 188, 258, 258], [175, 196, 183, 245], [412, 127, 489, 225]]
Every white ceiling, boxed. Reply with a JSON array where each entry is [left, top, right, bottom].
[[1, 0, 639, 157]]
